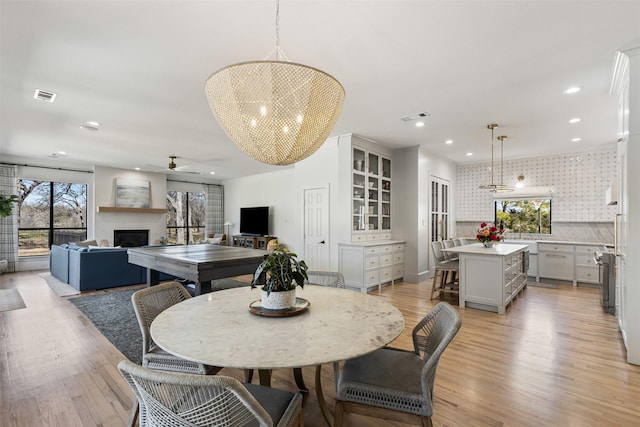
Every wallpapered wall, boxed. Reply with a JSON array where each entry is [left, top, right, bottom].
[[455, 148, 617, 243]]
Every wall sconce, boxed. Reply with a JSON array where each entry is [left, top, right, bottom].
[[516, 175, 525, 189]]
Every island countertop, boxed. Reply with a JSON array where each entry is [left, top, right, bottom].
[[443, 242, 529, 256]]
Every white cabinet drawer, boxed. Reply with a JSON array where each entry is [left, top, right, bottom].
[[575, 245, 599, 256], [366, 256, 379, 269], [393, 252, 404, 264], [393, 264, 404, 279], [380, 254, 393, 266], [365, 270, 379, 285], [575, 254, 597, 266], [576, 265, 599, 284], [365, 247, 379, 256], [379, 267, 393, 283], [378, 245, 394, 254], [392, 244, 404, 252], [538, 243, 574, 253], [351, 234, 366, 243]]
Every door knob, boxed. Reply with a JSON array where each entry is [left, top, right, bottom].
[[319, 240, 325, 244]]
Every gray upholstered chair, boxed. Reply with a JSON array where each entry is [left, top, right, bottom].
[[334, 302, 462, 427], [118, 359, 304, 427], [430, 241, 459, 300]]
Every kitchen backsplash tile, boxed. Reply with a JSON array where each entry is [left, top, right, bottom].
[[456, 148, 617, 244]]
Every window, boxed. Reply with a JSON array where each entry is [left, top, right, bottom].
[[495, 198, 552, 235], [166, 191, 205, 244], [17, 180, 88, 256]]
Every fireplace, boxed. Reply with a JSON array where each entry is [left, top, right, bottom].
[[114, 229, 149, 247]]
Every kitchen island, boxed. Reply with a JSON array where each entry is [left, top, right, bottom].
[[444, 243, 529, 314]]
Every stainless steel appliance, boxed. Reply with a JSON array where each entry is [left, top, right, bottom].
[[594, 248, 616, 315]]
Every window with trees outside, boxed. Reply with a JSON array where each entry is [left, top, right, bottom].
[[166, 191, 205, 244], [495, 198, 552, 235], [17, 180, 88, 257]]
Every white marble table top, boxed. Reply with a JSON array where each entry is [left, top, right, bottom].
[[443, 242, 529, 256], [150, 286, 405, 370]]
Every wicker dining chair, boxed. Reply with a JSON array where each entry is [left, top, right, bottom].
[[118, 359, 304, 427], [132, 281, 219, 375], [129, 282, 222, 426], [333, 302, 462, 427], [304, 270, 346, 288]]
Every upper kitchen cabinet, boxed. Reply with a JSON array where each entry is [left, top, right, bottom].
[[350, 142, 392, 242]]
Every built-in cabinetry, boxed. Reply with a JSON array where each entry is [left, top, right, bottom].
[[351, 146, 392, 242], [339, 241, 405, 293], [232, 235, 276, 250], [537, 242, 600, 285], [451, 243, 528, 314]]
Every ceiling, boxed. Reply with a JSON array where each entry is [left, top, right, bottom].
[[1, 1, 639, 181]]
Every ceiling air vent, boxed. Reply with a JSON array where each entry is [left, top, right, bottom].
[[33, 89, 57, 103], [400, 112, 430, 122]]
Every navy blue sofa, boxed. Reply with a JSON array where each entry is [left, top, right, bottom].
[[50, 244, 175, 291]]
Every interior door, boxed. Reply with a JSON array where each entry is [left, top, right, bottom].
[[430, 176, 450, 243], [303, 186, 330, 271]]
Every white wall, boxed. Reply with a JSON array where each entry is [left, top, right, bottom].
[[393, 145, 457, 282], [94, 166, 168, 246], [223, 168, 299, 251]]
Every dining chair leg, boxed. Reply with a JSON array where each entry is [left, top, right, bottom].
[[127, 398, 139, 427], [293, 367, 309, 392]]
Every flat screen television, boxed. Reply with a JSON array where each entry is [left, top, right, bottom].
[[240, 206, 269, 236]]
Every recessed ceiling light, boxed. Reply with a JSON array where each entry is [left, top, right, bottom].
[[569, 118, 581, 123], [571, 137, 581, 142], [80, 125, 99, 132], [466, 152, 473, 156], [86, 121, 101, 127], [134, 167, 141, 171], [445, 139, 453, 144], [415, 121, 425, 127], [57, 151, 66, 155], [210, 171, 216, 175], [564, 86, 582, 94]]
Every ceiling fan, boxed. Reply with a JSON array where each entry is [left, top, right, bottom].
[[145, 156, 202, 175]]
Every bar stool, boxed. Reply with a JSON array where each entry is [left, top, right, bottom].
[[430, 241, 459, 300]]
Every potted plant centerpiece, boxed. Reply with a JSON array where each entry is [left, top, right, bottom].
[[251, 247, 308, 310], [0, 194, 18, 218]]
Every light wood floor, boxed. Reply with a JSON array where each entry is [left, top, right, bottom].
[[1, 271, 639, 426]]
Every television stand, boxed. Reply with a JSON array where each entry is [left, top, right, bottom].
[[232, 235, 276, 250]]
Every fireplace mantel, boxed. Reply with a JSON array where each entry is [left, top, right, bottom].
[[97, 206, 167, 213]]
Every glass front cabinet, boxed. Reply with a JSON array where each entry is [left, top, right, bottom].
[[352, 146, 392, 241]]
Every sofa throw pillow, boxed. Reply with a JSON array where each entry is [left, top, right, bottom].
[[74, 239, 98, 247], [209, 237, 223, 244]]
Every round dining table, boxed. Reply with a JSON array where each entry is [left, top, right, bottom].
[[150, 285, 405, 425]]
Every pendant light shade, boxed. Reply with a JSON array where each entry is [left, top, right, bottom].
[[205, 60, 345, 165], [204, 0, 345, 166]]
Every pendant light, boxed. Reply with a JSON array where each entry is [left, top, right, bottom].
[[492, 135, 514, 193], [479, 124, 513, 192], [204, 0, 345, 166]]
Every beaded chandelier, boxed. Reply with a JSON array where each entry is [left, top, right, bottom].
[[204, 1, 345, 166]]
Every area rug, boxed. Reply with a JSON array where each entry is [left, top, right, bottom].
[[0, 288, 27, 312], [38, 272, 80, 296], [68, 278, 250, 365]]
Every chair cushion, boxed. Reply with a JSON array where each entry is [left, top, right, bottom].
[[243, 383, 301, 426], [337, 347, 430, 416]]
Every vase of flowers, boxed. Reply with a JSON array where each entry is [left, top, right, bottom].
[[476, 222, 504, 247], [251, 248, 308, 309]]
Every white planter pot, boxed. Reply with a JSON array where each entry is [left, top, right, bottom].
[[261, 289, 296, 309]]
